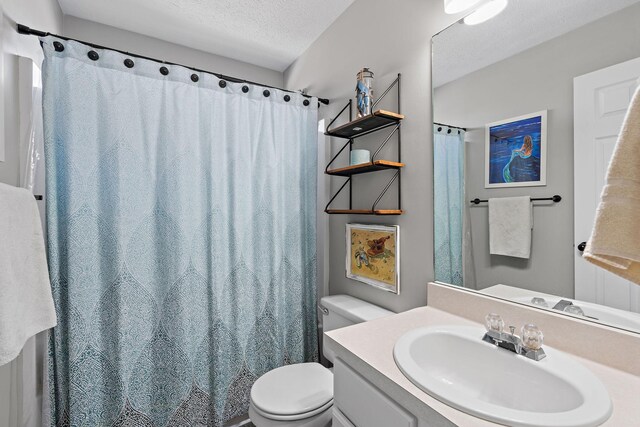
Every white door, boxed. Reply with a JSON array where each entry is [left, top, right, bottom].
[[574, 57, 640, 313]]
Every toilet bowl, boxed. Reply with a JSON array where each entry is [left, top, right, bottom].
[[249, 295, 394, 426]]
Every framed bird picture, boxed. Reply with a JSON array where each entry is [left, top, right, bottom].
[[346, 223, 400, 294]]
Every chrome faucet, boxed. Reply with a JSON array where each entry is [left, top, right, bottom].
[[551, 299, 573, 311], [482, 314, 546, 361], [552, 299, 598, 320]]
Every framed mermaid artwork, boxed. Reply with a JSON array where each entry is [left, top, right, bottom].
[[346, 223, 400, 294], [485, 110, 547, 188]]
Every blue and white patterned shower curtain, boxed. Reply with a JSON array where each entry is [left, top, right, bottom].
[[434, 125, 464, 286], [41, 36, 318, 426]]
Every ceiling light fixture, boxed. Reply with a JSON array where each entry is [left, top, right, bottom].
[[463, 0, 509, 25], [444, 0, 482, 14]]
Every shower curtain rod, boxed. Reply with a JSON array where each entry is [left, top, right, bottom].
[[434, 122, 467, 131], [17, 24, 330, 106]]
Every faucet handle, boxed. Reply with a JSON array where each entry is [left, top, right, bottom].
[[485, 313, 505, 332], [521, 324, 544, 351], [563, 305, 585, 316], [531, 297, 549, 308]]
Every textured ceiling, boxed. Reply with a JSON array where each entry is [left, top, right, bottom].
[[433, 0, 640, 87], [57, 0, 354, 71]]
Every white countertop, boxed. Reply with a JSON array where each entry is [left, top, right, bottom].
[[325, 306, 640, 426]]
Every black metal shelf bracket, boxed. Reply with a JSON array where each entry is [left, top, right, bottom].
[[325, 138, 354, 174], [325, 100, 353, 135], [324, 73, 403, 214], [324, 178, 351, 212], [371, 74, 400, 111], [372, 170, 400, 211], [371, 123, 400, 163]]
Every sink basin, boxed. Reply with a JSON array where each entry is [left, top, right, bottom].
[[394, 326, 612, 427]]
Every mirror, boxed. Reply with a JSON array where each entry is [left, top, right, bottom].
[[432, 0, 640, 333]]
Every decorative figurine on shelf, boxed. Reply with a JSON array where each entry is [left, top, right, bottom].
[[355, 68, 374, 118]]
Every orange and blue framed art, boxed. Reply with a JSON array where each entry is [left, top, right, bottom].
[[346, 223, 400, 294]]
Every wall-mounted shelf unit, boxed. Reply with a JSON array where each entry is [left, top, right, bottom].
[[324, 74, 404, 215]]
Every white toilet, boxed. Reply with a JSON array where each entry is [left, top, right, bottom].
[[249, 295, 394, 427]]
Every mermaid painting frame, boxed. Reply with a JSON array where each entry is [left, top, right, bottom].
[[485, 110, 547, 188]]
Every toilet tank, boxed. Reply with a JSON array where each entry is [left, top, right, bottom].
[[320, 295, 394, 363]]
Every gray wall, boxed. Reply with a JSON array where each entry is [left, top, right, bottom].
[[62, 16, 283, 88], [434, 3, 640, 297], [285, 0, 458, 313]]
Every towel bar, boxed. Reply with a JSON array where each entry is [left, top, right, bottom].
[[470, 195, 561, 205]]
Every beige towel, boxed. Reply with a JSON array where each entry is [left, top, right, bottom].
[[489, 196, 532, 259], [584, 85, 640, 284], [0, 183, 57, 365]]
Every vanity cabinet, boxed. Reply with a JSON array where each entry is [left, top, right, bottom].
[[333, 358, 417, 427], [331, 409, 356, 427]]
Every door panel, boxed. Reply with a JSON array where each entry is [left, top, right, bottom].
[[574, 57, 640, 313]]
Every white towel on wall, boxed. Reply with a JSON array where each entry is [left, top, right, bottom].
[[583, 85, 640, 284], [489, 196, 532, 259], [0, 183, 56, 366]]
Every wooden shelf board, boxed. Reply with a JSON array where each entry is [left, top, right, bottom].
[[326, 160, 405, 176], [325, 209, 404, 215], [325, 110, 405, 139]]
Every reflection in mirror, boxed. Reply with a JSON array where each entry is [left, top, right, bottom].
[[432, 0, 640, 333]]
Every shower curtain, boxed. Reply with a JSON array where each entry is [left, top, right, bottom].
[[433, 125, 464, 286], [41, 36, 318, 426]]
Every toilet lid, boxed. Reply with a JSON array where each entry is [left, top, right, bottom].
[[250, 363, 333, 417]]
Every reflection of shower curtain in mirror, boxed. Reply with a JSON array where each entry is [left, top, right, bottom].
[[434, 126, 464, 286]]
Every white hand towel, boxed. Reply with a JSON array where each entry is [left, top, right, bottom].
[[584, 85, 640, 284], [0, 183, 56, 366], [489, 196, 532, 259]]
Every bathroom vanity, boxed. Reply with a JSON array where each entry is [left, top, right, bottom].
[[325, 283, 640, 427]]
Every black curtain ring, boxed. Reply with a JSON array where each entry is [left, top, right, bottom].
[[124, 58, 134, 68], [284, 95, 291, 102], [437, 127, 442, 132], [303, 99, 310, 106], [160, 66, 169, 76], [242, 85, 249, 93], [191, 74, 199, 82], [53, 41, 64, 52], [447, 129, 452, 134], [219, 80, 227, 88], [87, 50, 99, 61], [263, 90, 270, 97]]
